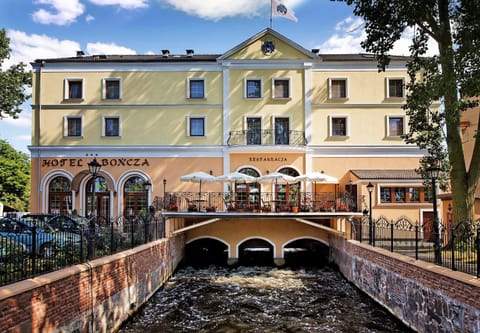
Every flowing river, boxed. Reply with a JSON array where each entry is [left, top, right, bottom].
[[119, 265, 412, 333]]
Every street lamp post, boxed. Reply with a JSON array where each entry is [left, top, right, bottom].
[[163, 178, 167, 210], [87, 157, 101, 260], [367, 182, 374, 245], [427, 162, 442, 265], [143, 179, 152, 241]]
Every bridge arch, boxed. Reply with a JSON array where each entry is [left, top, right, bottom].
[[282, 237, 330, 268], [237, 237, 276, 266], [185, 236, 230, 267]]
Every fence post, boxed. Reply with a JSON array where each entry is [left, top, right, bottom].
[[32, 225, 37, 276], [476, 223, 480, 279], [390, 221, 394, 252], [110, 218, 114, 254], [80, 226, 84, 262], [131, 218, 135, 248], [415, 225, 419, 260], [451, 227, 456, 271], [359, 219, 362, 243]]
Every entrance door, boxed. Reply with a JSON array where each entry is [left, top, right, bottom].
[[86, 176, 110, 218], [422, 211, 434, 241]]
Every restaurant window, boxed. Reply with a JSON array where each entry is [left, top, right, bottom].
[[329, 78, 348, 99], [124, 176, 147, 216], [48, 176, 72, 214], [272, 78, 290, 98], [246, 117, 262, 145], [65, 116, 82, 137], [380, 186, 427, 203], [274, 117, 290, 144], [103, 78, 121, 100], [236, 167, 261, 209], [64, 78, 83, 99], [330, 116, 348, 137], [188, 78, 205, 99], [387, 116, 405, 137], [387, 78, 405, 98], [245, 79, 262, 98], [188, 117, 206, 137], [103, 116, 120, 137]]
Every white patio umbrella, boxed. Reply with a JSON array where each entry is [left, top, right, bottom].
[[257, 171, 296, 184], [180, 171, 217, 195], [215, 171, 257, 183], [295, 171, 339, 204]]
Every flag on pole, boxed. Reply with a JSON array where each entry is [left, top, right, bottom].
[[271, 0, 298, 22]]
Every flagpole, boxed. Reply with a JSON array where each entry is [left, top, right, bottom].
[[270, 0, 273, 28]]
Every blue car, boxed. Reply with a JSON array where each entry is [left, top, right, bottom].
[[0, 217, 57, 257]]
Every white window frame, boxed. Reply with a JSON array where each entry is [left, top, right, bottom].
[[187, 115, 207, 137], [329, 115, 350, 137], [64, 78, 84, 100], [187, 78, 206, 99], [386, 115, 406, 137], [386, 77, 406, 98], [102, 115, 121, 137], [272, 77, 291, 99], [102, 78, 122, 100], [328, 78, 349, 99], [244, 78, 263, 99], [63, 115, 83, 137]]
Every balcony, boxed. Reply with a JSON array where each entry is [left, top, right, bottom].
[[227, 130, 307, 146], [155, 191, 357, 214]]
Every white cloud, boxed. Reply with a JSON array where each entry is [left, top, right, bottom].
[[5, 30, 81, 68], [161, 0, 304, 21], [319, 16, 439, 56], [85, 14, 95, 23], [32, 0, 85, 26], [88, 0, 148, 9], [86, 42, 137, 55]]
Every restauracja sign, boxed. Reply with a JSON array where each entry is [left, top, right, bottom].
[[41, 158, 150, 168]]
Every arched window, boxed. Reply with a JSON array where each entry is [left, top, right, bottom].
[[49, 176, 72, 214], [277, 167, 300, 208], [124, 176, 147, 216], [236, 168, 261, 210]]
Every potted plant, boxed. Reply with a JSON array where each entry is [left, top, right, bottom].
[[206, 206, 216, 212], [167, 203, 178, 211], [289, 187, 300, 212]]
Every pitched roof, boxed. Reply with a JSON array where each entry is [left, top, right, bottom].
[[350, 169, 422, 180]]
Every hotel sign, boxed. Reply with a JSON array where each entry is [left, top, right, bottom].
[[41, 158, 150, 168]]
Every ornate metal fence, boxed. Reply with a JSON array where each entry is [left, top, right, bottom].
[[352, 216, 480, 278]]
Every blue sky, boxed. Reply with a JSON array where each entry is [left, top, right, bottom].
[[0, 0, 429, 154]]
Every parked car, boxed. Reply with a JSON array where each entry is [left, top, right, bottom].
[[0, 217, 57, 257], [22, 214, 98, 235]]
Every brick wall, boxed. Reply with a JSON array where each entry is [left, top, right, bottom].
[[329, 234, 480, 333], [0, 235, 185, 333]]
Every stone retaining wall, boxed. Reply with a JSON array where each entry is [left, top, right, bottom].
[[0, 235, 185, 333], [329, 234, 480, 333]]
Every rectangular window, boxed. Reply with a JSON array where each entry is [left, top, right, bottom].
[[329, 78, 348, 99], [274, 117, 290, 144], [188, 79, 205, 99], [380, 187, 392, 203], [408, 187, 421, 203], [246, 117, 262, 145], [103, 116, 120, 137], [65, 116, 82, 137], [103, 78, 121, 100], [246, 79, 262, 98], [380, 186, 427, 203], [388, 116, 405, 136], [387, 78, 405, 98], [65, 79, 83, 99], [394, 188, 406, 202], [330, 116, 348, 136], [273, 79, 290, 98], [189, 117, 205, 136]]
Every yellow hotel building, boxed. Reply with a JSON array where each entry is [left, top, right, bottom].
[[29, 28, 435, 223]]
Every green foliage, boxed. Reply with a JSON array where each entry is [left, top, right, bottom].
[[0, 28, 32, 119], [0, 139, 30, 211], [343, 0, 480, 222]]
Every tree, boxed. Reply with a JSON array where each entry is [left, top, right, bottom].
[[0, 28, 31, 119], [0, 139, 30, 211], [343, 0, 480, 223]]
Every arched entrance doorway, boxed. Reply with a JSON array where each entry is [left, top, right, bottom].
[[48, 176, 72, 214], [235, 167, 261, 211], [124, 176, 148, 216], [86, 176, 110, 218], [276, 167, 300, 211]]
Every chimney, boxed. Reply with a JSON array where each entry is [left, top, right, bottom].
[[311, 49, 320, 55], [76, 50, 85, 57], [161, 49, 170, 57], [186, 49, 194, 57]]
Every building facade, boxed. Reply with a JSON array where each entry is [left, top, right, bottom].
[[29, 28, 435, 223]]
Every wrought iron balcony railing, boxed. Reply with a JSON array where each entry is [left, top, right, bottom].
[[227, 130, 307, 146]]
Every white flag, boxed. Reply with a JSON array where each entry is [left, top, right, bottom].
[[271, 0, 298, 22]]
